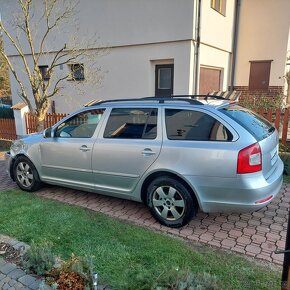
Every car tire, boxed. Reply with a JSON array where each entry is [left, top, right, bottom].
[[13, 156, 42, 192], [147, 176, 197, 228]]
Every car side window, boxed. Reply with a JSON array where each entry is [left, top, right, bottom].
[[165, 109, 233, 141], [55, 109, 105, 138], [104, 108, 158, 139]]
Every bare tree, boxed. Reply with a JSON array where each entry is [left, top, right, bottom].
[[0, 0, 104, 131]]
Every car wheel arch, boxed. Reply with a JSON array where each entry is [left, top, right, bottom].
[[141, 171, 200, 211], [11, 154, 36, 180], [12, 154, 42, 191]]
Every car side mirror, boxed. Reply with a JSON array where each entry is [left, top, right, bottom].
[[43, 127, 53, 138]]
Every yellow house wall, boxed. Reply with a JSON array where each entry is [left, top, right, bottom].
[[235, 0, 290, 87]]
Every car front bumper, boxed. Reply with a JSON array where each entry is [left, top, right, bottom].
[[5, 151, 14, 180]]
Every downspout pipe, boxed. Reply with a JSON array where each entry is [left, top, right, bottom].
[[230, 0, 241, 92], [193, 0, 201, 95]]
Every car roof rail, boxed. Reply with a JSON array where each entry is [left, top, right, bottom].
[[86, 96, 205, 107], [142, 96, 204, 105], [85, 94, 235, 107], [144, 95, 228, 101]]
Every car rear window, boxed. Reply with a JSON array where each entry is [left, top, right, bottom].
[[165, 109, 233, 141], [219, 105, 275, 141]]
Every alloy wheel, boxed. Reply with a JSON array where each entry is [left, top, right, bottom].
[[16, 161, 34, 188], [152, 185, 185, 221]]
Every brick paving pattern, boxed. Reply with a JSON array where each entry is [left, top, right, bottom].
[[0, 152, 289, 267]]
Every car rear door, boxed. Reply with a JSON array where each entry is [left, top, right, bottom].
[[162, 107, 238, 178], [92, 106, 162, 195]]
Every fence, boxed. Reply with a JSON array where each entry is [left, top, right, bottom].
[[25, 113, 67, 134], [254, 108, 289, 145], [0, 118, 17, 140]]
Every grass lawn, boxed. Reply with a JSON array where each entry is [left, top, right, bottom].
[[0, 190, 281, 289]]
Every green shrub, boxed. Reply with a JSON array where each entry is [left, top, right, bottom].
[[155, 269, 219, 290], [239, 94, 284, 110], [280, 153, 290, 176], [122, 268, 220, 290], [0, 140, 12, 150], [123, 267, 156, 290], [0, 106, 14, 119], [23, 241, 56, 276], [279, 143, 290, 176]]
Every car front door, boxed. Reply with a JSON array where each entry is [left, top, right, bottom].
[[39, 109, 105, 190], [92, 107, 162, 196]]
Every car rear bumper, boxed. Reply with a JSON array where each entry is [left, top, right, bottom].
[[185, 158, 284, 213]]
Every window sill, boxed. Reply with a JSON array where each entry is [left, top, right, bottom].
[[211, 8, 226, 17]]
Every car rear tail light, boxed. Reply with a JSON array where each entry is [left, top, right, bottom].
[[237, 143, 262, 174]]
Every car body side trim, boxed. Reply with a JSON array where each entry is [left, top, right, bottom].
[[92, 170, 139, 178], [42, 164, 91, 173]]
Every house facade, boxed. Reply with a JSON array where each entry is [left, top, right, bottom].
[[234, 0, 290, 100], [1, 0, 290, 113]]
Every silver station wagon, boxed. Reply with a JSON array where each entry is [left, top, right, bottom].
[[5, 96, 284, 227]]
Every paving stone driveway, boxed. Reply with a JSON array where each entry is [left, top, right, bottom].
[[0, 153, 289, 266]]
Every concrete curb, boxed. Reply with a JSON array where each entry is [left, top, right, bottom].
[[0, 235, 50, 290]]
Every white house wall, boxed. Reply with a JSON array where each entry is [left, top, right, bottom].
[[2, 0, 239, 113], [199, 44, 231, 91], [2, 0, 196, 113], [8, 41, 193, 113], [77, 0, 195, 47], [1, 0, 195, 55], [59, 41, 193, 112], [197, 0, 236, 93], [200, 0, 236, 53]]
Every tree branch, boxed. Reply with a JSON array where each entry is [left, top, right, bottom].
[[36, 0, 79, 64], [0, 22, 33, 83], [19, 0, 38, 66], [1, 0, 103, 131], [0, 49, 33, 112], [47, 74, 70, 98]]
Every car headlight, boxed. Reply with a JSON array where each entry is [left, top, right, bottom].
[[11, 139, 25, 154]]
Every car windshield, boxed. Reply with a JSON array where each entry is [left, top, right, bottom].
[[219, 105, 275, 141]]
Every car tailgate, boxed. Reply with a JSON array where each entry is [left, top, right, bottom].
[[259, 129, 279, 179]]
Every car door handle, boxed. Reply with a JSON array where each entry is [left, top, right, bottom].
[[79, 145, 90, 152], [142, 148, 156, 156]]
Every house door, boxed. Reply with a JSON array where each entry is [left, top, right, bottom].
[[249, 60, 271, 90], [155, 64, 174, 97]]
